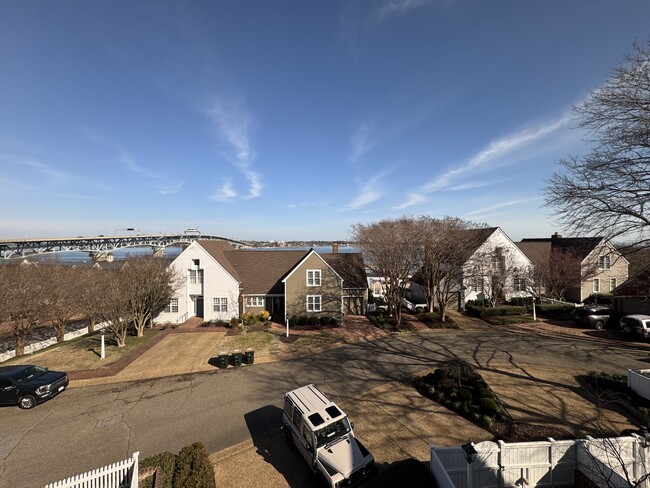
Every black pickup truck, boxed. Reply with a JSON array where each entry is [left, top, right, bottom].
[[0, 365, 68, 409]]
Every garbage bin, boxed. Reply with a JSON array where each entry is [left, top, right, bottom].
[[217, 351, 229, 369], [244, 348, 254, 365], [230, 349, 242, 367]]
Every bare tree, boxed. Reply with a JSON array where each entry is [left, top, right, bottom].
[[0, 264, 49, 355], [545, 41, 650, 252], [93, 269, 132, 347], [77, 267, 104, 333], [122, 256, 181, 337], [351, 217, 425, 325], [418, 217, 484, 321], [42, 264, 82, 343]]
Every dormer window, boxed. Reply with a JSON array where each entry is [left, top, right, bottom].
[[307, 269, 321, 286]]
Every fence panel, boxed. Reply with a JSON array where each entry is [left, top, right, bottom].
[[43, 452, 138, 488], [629, 369, 650, 401]]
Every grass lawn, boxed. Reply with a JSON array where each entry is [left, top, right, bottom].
[[5, 329, 160, 372], [219, 331, 277, 352], [287, 333, 338, 352]]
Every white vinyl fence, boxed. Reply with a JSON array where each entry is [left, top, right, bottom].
[[430, 436, 649, 488], [43, 452, 139, 488], [629, 369, 650, 401], [0, 322, 108, 363]]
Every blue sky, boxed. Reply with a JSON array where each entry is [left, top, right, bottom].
[[1, 1, 648, 242]]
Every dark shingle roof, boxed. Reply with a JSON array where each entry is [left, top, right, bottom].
[[519, 236, 604, 261], [515, 241, 552, 269], [614, 265, 650, 297], [197, 240, 241, 281], [222, 249, 308, 294], [321, 253, 368, 289]]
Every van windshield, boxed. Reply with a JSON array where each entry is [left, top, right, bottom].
[[315, 418, 352, 447]]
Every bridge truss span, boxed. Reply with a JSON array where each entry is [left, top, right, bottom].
[[0, 234, 248, 260]]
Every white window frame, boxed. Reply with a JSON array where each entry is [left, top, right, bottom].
[[307, 269, 322, 287], [307, 295, 322, 312], [593, 278, 600, 293], [165, 298, 179, 313], [513, 278, 526, 292], [610, 278, 617, 291], [189, 269, 204, 285], [246, 296, 265, 307], [599, 255, 611, 270], [213, 297, 228, 312]]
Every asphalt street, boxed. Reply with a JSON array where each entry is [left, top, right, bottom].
[[1, 327, 648, 488]]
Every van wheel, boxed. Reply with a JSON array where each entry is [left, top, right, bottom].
[[622, 325, 632, 334], [594, 321, 604, 330], [19, 395, 36, 409], [284, 426, 295, 450]]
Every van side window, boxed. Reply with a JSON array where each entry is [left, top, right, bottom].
[[292, 407, 301, 427], [283, 398, 293, 421], [302, 425, 313, 448]]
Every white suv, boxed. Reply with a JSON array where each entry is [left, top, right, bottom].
[[282, 384, 375, 487], [620, 315, 650, 338]]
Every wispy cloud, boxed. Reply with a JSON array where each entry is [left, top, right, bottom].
[[342, 169, 393, 211], [349, 122, 376, 162], [464, 198, 540, 218], [373, 0, 434, 24], [0, 155, 107, 192], [205, 97, 263, 200], [397, 114, 571, 209], [83, 131, 183, 194], [394, 193, 427, 210], [211, 181, 238, 202]]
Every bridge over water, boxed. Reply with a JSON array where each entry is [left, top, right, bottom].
[[0, 234, 247, 260]]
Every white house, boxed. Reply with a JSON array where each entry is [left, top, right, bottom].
[[154, 240, 241, 324]]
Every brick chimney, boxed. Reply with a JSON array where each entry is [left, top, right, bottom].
[[332, 243, 339, 253], [552, 232, 562, 239]]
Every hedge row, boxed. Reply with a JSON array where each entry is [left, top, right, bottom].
[[140, 442, 215, 488], [465, 304, 526, 318], [289, 315, 337, 326]]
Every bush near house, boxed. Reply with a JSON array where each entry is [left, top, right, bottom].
[[140, 442, 215, 488], [289, 315, 338, 327], [583, 293, 613, 305]]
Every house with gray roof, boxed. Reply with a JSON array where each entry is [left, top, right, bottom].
[[154, 241, 368, 325], [516, 232, 629, 302]]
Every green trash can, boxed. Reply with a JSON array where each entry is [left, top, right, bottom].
[[230, 349, 242, 367], [217, 351, 229, 369], [244, 348, 254, 365]]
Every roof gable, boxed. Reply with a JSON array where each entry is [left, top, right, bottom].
[[282, 249, 342, 284], [224, 249, 308, 295], [321, 252, 368, 289]]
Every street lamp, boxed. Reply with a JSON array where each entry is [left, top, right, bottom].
[[462, 441, 478, 464]]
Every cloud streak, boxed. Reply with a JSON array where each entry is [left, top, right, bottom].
[[464, 198, 540, 218], [342, 169, 393, 211], [349, 122, 376, 162], [398, 114, 571, 208], [373, 0, 433, 24], [205, 97, 263, 200]]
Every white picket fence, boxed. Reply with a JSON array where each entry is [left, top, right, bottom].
[[43, 452, 139, 488], [430, 436, 649, 488], [0, 322, 108, 363], [629, 368, 650, 401]]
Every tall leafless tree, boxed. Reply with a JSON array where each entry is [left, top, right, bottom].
[[545, 41, 650, 253], [93, 269, 132, 347], [42, 264, 82, 343], [465, 246, 525, 306], [0, 264, 49, 355], [122, 256, 181, 337], [418, 217, 484, 321], [351, 217, 425, 325]]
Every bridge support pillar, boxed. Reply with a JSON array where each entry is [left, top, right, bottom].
[[90, 252, 114, 262], [153, 247, 165, 257]]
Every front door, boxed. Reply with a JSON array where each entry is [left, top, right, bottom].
[[195, 297, 204, 318]]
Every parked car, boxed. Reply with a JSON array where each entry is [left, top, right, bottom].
[[0, 365, 68, 409], [620, 315, 650, 338], [282, 384, 375, 487], [571, 306, 614, 330]]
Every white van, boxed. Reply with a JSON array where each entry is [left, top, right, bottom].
[[282, 384, 375, 487]]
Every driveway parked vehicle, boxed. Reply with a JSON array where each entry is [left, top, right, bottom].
[[571, 306, 614, 330], [0, 365, 68, 409], [282, 384, 375, 488], [620, 315, 650, 339]]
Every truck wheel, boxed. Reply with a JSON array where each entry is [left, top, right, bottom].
[[594, 321, 604, 330], [19, 395, 36, 409], [284, 426, 295, 450]]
